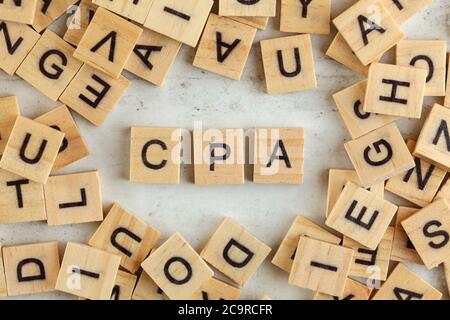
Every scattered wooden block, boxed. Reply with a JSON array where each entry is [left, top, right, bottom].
[[445, 53, 450, 108], [326, 181, 398, 249], [344, 122, 415, 187], [34, 105, 90, 172], [193, 14, 256, 80], [260, 34, 317, 95], [219, 0, 275, 17], [402, 198, 450, 269], [333, 0, 404, 66], [313, 278, 372, 300], [386, 140, 446, 207], [130, 127, 181, 184], [189, 278, 241, 300], [74, 7, 142, 79], [0, 243, 7, 297], [32, 0, 78, 32], [89, 203, 160, 273], [288, 236, 354, 297], [16, 30, 83, 101], [0, 0, 38, 24], [381, 0, 432, 25], [60, 64, 131, 127], [56, 241, 121, 300], [2, 241, 60, 296], [193, 129, 244, 185], [342, 227, 394, 281], [124, 28, 181, 86], [0, 21, 40, 76], [332, 80, 397, 139], [373, 263, 442, 300], [391, 206, 423, 264], [228, 16, 268, 30], [414, 103, 450, 170], [132, 270, 168, 300], [92, 0, 153, 24], [271, 215, 341, 273], [200, 217, 271, 286], [144, 0, 214, 47], [253, 128, 304, 184], [141, 233, 214, 300], [110, 270, 137, 300], [64, 0, 98, 47], [280, 0, 331, 35], [44, 171, 103, 226], [0, 116, 64, 184], [0, 96, 20, 156]]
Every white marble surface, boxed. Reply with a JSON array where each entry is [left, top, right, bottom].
[[0, 0, 449, 300]]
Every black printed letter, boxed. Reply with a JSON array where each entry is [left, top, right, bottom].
[[267, 140, 291, 168], [423, 220, 450, 249], [277, 48, 301, 77], [90, 31, 116, 62], [410, 55, 434, 83], [133, 45, 162, 70], [0, 21, 23, 55], [78, 74, 111, 108], [110, 227, 142, 257], [223, 239, 254, 268], [216, 32, 241, 63], [163, 257, 192, 285], [345, 200, 379, 230], [6, 179, 29, 208], [141, 140, 167, 170], [39, 50, 68, 80], [402, 157, 435, 190], [379, 79, 410, 104], [210, 143, 231, 171], [357, 15, 386, 46], [432, 120, 450, 151], [17, 258, 46, 282], [363, 139, 393, 166], [20, 133, 48, 164]]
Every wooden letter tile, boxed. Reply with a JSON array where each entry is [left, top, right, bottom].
[[132, 270, 168, 300], [44, 171, 103, 226], [391, 206, 423, 264], [141, 233, 213, 300], [373, 263, 442, 300], [0, 0, 38, 24], [344, 122, 415, 187], [288, 236, 354, 297], [229, 16, 268, 30], [60, 64, 131, 127], [402, 198, 450, 269], [32, 0, 78, 32], [0, 96, 20, 155], [332, 80, 397, 139], [63, 0, 98, 47], [0, 116, 64, 184], [74, 7, 142, 79], [16, 30, 83, 101], [0, 21, 40, 76], [326, 182, 397, 249], [144, 0, 213, 47], [280, 0, 331, 35], [271, 215, 341, 273], [381, 0, 432, 25], [89, 203, 161, 273], [313, 278, 372, 300], [189, 278, 240, 300], [219, 0, 275, 17], [333, 0, 404, 66], [110, 270, 137, 300], [193, 14, 256, 80], [260, 34, 316, 95], [92, 0, 153, 24], [2, 241, 60, 296], [0, 244, 6, 297], [200, 217, 271, 286], [253, 128, 304, 184], [56, 241, 121, 300], [130, 127, 181, 184]]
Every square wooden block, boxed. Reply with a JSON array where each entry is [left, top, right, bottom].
[[313, 278, 372, 300], [44, 171, 103, 226], [364, 63, 426, 118], [35, 105, 90, 172], [373, 263, 442, 300], [60, 64, 131, 127], [402, 198, 450, 269], [332, 80, 397, 139], [89, 203, 161, 273], [219, 0, 275, 17], [0, 21, 40, 76], [0, 244, 6, 297], [130, 127, 181, 184], [0, 96, 20, 155], [271, 215, 341, 273], [280, 0, 330, 35], [193, 14, 256, 80], [110, 270, 137, 300], [0, 0, 38, 24], [93, 0, 153, 24], [386, 140, 446, 207], [381, 0, 432, 25], [189, 278, 241, 300], [56, 242, 121, 300], [391, 206, 423, 264], [253, 128, 304, 184], [200, 217, 271, 286], [124, 28, 181, 86], [333, 0, 404, 66], [132, 270, 168, 300], [16, 30, 83, 101], [326, 181, 397, 249], [260, 34, 317, 95], [64, 0, 98, 47], [74, 7, 142, 79], [445, 53, 450, 108], [144, 0, 213, 47], [2, 241, 60, 296], [289, 237, 354, 297], [0, 116, 64, 184], [0, 169, 46, 224], [141, 233, 213, 300], [414, 103, 450, 170], [32, 0, 78, 32], [193, 128, 244, 185], [229, 16, 268, 30], [342, 227, 394, 281], [344, 122, 415, 187]]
